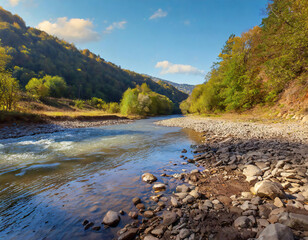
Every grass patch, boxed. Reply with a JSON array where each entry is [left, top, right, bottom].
[[0, 111, 43, 124]]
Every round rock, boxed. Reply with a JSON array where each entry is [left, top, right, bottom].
[[102, 210, 120, 226], [142, 173, 157, 183], [153, 183, 166, 191]]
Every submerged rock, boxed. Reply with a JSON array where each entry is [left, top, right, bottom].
[[142, 173, 157, 183], [102, 210, 120, 226], [153, 183, 166, 191], [132, 197, 141, 205]]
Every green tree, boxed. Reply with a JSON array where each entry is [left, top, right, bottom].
[[25, 77, 49, 97], [120, 84, 173, 116], [26, 75, 67, 98], [0, 45, 20, 110]]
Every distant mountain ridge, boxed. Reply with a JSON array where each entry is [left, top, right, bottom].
[[144, 75, 195, 95], [0, 7, 188, 104]]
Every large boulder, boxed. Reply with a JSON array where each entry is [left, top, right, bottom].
[[102, 210, 120, 226], [142, 173, 157, 183], [258, 223, 294, 240], [279, 212, 308, 231], [251, 180, 285, 199]]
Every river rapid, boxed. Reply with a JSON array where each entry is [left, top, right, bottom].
[[0, 116, 203, 240]]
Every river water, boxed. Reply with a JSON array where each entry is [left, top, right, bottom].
[[0, 116, 203, 240]]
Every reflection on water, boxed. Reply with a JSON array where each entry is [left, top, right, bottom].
[[0, 116, 202, 240]]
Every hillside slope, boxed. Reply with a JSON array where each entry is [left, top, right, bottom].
[[181, 0, 307, 118], [145, 75, 195, 94], [0, 7, 188, 104]]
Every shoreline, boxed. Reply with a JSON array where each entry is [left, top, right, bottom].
[[0, 115, 133, 139], [102, 116, 308, 240], [156, 116, 308, 143]]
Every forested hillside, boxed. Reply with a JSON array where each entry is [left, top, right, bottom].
[[182, 0, 308, 115], [0, 7, 187, 104]]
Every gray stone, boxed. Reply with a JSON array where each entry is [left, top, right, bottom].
[[251, 196, 261, 205], [182, 195, 195, 204], [258, 223, 294, 240], [204, 200, 213, 208], [118, 228, 138, 240], [257, 219, 270, 227], [189, 189, 200, 198], [171, 196, 181, 207], [234, 216, 253, 228], [176, 185, 190, 193], [179, 228, 190, 239], [243, 165, 262, 179], [144, 235, 159, 240], [174, 192, 188, 199], [151, 226, 165, 236], [163, 211, 178, 226], [102, 210, 120, 226], [279, 212, 308, 230]]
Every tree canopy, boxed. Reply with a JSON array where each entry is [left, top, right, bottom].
[[182, 0, 308, 114], [120, 83, 173, 116]]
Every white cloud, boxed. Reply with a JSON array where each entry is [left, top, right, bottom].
[[9, 0, 21, 6], [37, 17, 100, 43], [156, 61, 205, 76], [103, 21, 127, 34], [149, 9, 167, 20]]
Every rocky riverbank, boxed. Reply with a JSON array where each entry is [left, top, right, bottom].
[[83, 116, 308, 240], [156, 116, 308, 143]]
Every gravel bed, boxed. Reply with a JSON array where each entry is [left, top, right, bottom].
[[156, 117, 308, 143]]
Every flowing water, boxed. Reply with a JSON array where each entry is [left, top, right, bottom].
[[0, 116, 203, 240]]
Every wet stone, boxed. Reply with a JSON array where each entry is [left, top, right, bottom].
[[144, 211, 154, 218], [82, 219, 89, 226], [118, 228, 138, 240], [84, 222, 94, 230], [92, 226, 101, 231], [132, 197, 141, 205], [128, 211, 138, 219], [136, 203, 145, 210], [102, 210, 120, 227]]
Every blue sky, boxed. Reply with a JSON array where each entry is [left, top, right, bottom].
[[3, 0, 269, 85]]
